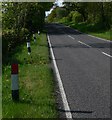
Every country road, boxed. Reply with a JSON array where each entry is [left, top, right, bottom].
[[46, 23, 111, 118]]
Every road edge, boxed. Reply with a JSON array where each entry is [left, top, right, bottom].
[[60, 23, 112, 43], [47, 34, 73, 119]]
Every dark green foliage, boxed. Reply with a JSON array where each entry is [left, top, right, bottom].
[[2, 2, 52, 64], [47, 2, 112, 30], [69, 11, 83, 23], [56, 7, 68, 19], [25, 3, 45, 32], [47, 6, 68, 22], [47, 7, 57, 22]]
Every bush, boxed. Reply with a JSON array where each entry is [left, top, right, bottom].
[[56, 7, 68, 19], [72, 11, 83, 24], [2, 30, 17, 54], [59, 17, 69, 24], [19, 28, 30, 42], [2, 28, 29, 55]]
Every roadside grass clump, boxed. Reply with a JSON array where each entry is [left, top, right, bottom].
[[90, 29, 111, 40], [0, 77, 2, 119], [2, 33, 58, 118]]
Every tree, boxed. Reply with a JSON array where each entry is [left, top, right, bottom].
[[63, 2, 112, 28], [2, 2, 52, 55]]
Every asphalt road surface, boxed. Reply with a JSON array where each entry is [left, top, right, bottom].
[[46, 23, 111, 119]]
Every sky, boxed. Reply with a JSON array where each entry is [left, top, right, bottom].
[[45, 0, 64, 17], [55, 0, 64, 7]]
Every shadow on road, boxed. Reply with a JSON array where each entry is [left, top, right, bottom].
[[46, 23, 82, 36], [58, 109, 93, 114], [52, 43, 112, 49], [89, 43, 112, 49], [52, 44, 89, 49]]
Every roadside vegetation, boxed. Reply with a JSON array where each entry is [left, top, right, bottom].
[[61, 22, 111, 40], [2, 2, 52, 60], [2, 2, 58, 118], [0, 77, 1, 119], [0, 3, 1, 117], [47, 2, 111, 40], [2, 33, 58, 118]]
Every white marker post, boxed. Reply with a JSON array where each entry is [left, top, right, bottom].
[[33, 34, 36, 42], [27, 41, 31, 55], [38, 30, 40, 35], [11, 63, 19, 101]]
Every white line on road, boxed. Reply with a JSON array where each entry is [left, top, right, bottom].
[[78, 41, 112, 58], [87, 34, 112, 43], [102, 52, 112, 58], [66, 32, 111, 59], [66, 24, 111, 42], [78, 41, 92, 48], [47, 35, 73, 119], [68, 35, 75, 40]]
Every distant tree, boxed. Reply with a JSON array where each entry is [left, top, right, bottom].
[[47, 7, 57, 22], [56, 7, 68, 19], [63, 2, 112, 28]]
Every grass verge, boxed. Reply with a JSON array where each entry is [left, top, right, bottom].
[[0, 76, 2, 119], [60, 21, 111, 40], [2, 32, 58, 118]]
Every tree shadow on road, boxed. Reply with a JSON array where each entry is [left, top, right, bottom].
[[52, 42, 112, 49], [58, 108, 93, 114]]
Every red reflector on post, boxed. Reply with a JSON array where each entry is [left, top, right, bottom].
[[11, 64, 18, 74]]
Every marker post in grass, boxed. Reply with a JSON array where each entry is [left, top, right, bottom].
[[27, 40, 31, 55], [38, 30, 40, 35], [26, 34, 31, 55], [11, 63, 19, 101], [33, 33, 36, 42]]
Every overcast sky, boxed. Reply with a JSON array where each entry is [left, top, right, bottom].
[[55, 0, 64, 7], [45, 0, 64, 17]]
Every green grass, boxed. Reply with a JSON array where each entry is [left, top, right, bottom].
[[60, 21, 111, 40], [0, 77, 2, 119], [2, 33, 58, 118], [90, 30, 111, 40]]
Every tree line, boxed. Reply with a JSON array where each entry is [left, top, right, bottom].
[[2, 2, 52, 60], [47, 2, 112, 29]]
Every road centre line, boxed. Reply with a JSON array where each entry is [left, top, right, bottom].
[[78, 41, 112, 58], [78, 41, 92, 48], [47, 35, 73, 119], [102, 52, 112, 58], [66, 25, 111, 43], [66, 31, 112, 59], [67, 34, 112, 59], [65, 24, 111, 43], [68, 35, 75, 40]]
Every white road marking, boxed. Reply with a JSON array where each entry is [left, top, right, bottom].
[[67, 32, 111, 59], [62, 23, 111, 42], [47, 35, 73, 119], [68, 35, 75, 40], [88, 34, 112, 43], [78, 41, 112, 58], [102, 52, 112, 58], [66, 24, 111, 42], [78, 41, 92, 48]]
